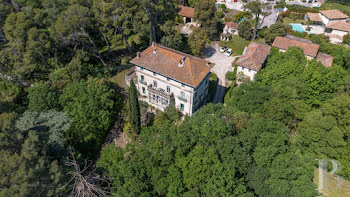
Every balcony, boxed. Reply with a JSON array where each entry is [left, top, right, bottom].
[[147, 85, 172, 99], [178, 96, 187, 103]]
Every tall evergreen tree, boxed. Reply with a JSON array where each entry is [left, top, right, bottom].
[[128, 80, 141, 134]]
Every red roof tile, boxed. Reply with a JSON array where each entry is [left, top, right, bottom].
[[130, 43, 213, 87], [236, 42, 271, 71], [272, 36, 320, 57], [316, 52, 333, 68], [319, 9, 349, 19], [307, 12, 322, 22], [177, 6, 195, 18], [224, 22, 239, 29], [327, 21, 350, 32]]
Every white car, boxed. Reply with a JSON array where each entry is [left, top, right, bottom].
[[220, 46, 227, 53], [225, 48, 232, 56], [312, 4, 320, 8]]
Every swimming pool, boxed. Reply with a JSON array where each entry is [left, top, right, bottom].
[[290, 24, 305, 33]]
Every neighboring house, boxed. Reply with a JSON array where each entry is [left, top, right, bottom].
[[177, 6, 200, 26], [305, 9, 350, 43], [272, 35, 333, 67], [223, 22, 239, 34], [319, 9, 349, 25], [129, 43, 214, 116], [235, 42, 271, 81], [221, 22, 239, 40], [316, 52, 333, 68], [306, 12, 323, 25], [325, 21, 350, 43], [272, 36, 320, 60]]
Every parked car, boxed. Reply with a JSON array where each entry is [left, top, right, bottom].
[[312, 4, 320, 8], [220, 46, 227, 53], [225, 48, 232, 56]]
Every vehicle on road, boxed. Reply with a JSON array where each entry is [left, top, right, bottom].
[[312, 4, 320, 8], [225, 48, 232, 56], [220, 46, 227, 53]]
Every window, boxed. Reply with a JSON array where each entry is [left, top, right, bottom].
[[180, 104, 184, 111], [167, 86, 170, 93], [153, 80, 157, 87], [180, 91, 185, 98], [167, 78, 171, 81], [141, 75, 144, 82], [181, 83, 185, 87], [140, 67, 144, 71], [142, 87, 146, 94], [153, 72, 157, 76]]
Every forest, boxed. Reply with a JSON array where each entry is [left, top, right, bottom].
[[1, 0, 350, 196]]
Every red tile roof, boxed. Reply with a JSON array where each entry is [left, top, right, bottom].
[[130, 43, 213, 87], [272, 36, 320, 57], [307, 12, 322, 22], [316, 52, 333, 68], [319, 9, 349, 19], [327, 21, 350, 32], [224, 22, 239, 29], [235, 42, 271, 71], [177, 6, 195, 18]]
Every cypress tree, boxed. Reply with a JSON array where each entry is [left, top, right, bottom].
[[128, 80, 141, 134]]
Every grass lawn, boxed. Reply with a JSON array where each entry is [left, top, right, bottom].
[[314, 168, 350, 197], [219, 36, 251, 55], [321, 2, 350, 13], [109, 68, 132, 88], [283, 17, 307, 25]]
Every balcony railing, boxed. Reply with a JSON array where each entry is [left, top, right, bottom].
[[178, 96, 187, 103], [148, 84, 172, 99]]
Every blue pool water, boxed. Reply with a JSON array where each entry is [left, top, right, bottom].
[[290, 24, 305, 33]]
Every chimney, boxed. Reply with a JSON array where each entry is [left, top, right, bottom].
[[152, 42, 155, 47], [179, 56, 186, 67], [136, 52, 140, 58]]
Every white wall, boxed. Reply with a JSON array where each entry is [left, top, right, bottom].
[[135, 66, 209, 116], [237, 66, 257, 81]]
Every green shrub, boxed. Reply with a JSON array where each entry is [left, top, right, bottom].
[[220, 4, 227, 13], [217, 11, 225, 18]]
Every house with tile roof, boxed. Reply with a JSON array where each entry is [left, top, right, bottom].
[[221, 22, 239, 41], [272, 35, 333, 67], [319, 9, 349, 25], [305, 9, 350, 43], [129, 43, 214, 116], [235, 42, 271, 81], [272, 36, 320, 60], [177, 6, 200, 27]]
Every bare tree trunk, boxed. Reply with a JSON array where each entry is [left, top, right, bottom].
[[145, 8, 157, 43], [254, 13, 260, 40], [76, 35, 112, 74], [62, 151, 110, 197], [116, 27, 132, 53], [101, 32, 110, 51]]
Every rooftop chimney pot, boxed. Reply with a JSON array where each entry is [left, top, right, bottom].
[[136, 52, 140, 58]]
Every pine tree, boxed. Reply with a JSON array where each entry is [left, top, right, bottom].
[[128, 80, 141, 134]]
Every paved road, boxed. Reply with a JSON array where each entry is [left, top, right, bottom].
[[258, 7, 279, 29]]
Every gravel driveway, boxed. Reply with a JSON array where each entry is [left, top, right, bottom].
[[203, 43, 239, 103]]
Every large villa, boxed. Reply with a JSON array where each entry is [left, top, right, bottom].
[[129, 43, 214, 116]]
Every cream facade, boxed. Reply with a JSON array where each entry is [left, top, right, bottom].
[[237, 66, 257, 81], [135, 66, 210, 116]]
